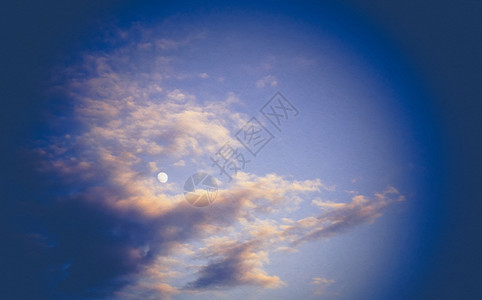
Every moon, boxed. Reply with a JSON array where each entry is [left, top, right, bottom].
[[157, 172, 168, 183]]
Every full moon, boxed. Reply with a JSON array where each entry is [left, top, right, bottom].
[[157, 172, 168, 183]]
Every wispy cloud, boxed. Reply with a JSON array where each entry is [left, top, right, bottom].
[[287, 187, 404, 246], [256, 75, 278, 88], [310, 277, 336, 296]]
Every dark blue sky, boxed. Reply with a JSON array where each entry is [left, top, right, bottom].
[[0, 1, 481, 299]]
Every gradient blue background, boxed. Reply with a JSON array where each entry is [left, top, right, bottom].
[[0, 0, 480, 299]]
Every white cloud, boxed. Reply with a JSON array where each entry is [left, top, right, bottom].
[[173, 159, 186, 167], [311, 277, 336, 296], [256, 75, 278, 88]]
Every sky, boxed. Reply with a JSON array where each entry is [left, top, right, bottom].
[[0, 1, 481, 300]]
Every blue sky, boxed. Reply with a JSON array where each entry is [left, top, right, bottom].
[[33, 7, 422, 299], [3, 1, 478, 300]]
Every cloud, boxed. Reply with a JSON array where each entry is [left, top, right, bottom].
[[115, 257, 182, 300], [185, 240, 284, 290], [273, 246, 299, 253], [28, 120, 402, 298], [216, 172, 327, 215], [27, 137, 324, 297], [286, 186, 405, 246], [256, 75, 278, 88], [173, 159, 186, 167], [19, 25, 243, 298], [310, 277, 336, 296]]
